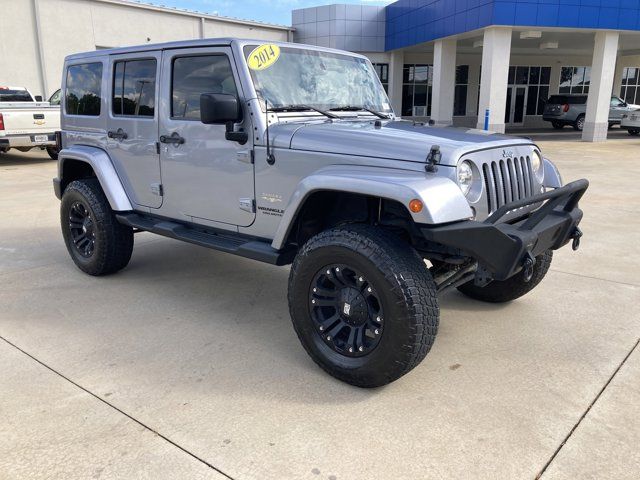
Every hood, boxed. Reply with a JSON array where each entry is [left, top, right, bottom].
[[272, 119, 535, 167]]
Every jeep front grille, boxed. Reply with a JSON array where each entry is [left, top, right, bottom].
[[481, 156, 535, 213]]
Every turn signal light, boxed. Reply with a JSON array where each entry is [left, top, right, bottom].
[[409, 199, 424, 213]]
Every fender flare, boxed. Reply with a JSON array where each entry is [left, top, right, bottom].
[[271, 165, 473, 249], [543, 157, 563, 188], [56, 145, 132, 211]]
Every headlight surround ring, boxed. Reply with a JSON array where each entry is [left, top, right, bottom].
[[531, 150, 545, 183], [456, 159, 482, 203]]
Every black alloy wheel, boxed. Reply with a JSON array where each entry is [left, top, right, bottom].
[[68, 201, 96, 258], [309, 264, 383, 357]]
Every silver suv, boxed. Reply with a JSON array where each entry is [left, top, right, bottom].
[[53, 39, 588, 387], [543, 94, 638, 131]]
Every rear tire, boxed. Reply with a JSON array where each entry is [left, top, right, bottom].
[[457, 251, 553, 303], [288, 224, 439, 387], [573, 115, 585, 131], [61, 179, 133, 276], [628, 129, 640, 136], [551, 121, 564, 130], [46, 146, 59, 160]]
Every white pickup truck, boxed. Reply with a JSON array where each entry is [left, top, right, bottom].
[[0, 86, 61, 159]]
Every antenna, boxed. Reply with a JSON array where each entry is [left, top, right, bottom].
[[265, 98, 275, 165]]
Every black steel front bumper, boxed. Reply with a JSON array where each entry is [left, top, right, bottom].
[[421, 179, 589, 281]]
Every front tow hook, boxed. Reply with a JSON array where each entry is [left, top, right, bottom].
[[572, 227, 583, 251], [522, 252, 536, 283]]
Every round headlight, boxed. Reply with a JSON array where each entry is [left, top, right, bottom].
[[457, 160, 474, 196], [531, 150, 545, 182]]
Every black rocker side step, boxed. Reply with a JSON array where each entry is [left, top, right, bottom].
[[115, 212, 295, 266]]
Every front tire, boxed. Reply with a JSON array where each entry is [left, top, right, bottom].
[[628, 128, 640, 136], [46, 146, 59, 160], [573, 115, 585, 131], [457, 251, 553, 303], [288, 224, 439, 388], [61, 179, 134, 276]]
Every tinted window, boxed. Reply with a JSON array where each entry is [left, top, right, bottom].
[[112, 59, 156, 117], [547, 95, 568, 105], [0, 88, 33, 102], [172, 55, 237, 120], [65, 63, 103, 116]]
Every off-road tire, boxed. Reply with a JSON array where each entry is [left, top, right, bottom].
[[61, 179, 133, 276], [573, 115, 585, 131], [46, 146, 59, 160], [288, 224, 439, 388], [551, 121, 564, 130], [457, 250, 553, 303], [628, 128, 640, 136]]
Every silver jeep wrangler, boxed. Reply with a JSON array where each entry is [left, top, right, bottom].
[[53, 39, 588, 387]]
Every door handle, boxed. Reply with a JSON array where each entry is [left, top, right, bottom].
[[107, 128, 128, 140], [159, 132, 185, 145]]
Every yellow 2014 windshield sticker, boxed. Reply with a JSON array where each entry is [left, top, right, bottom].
[[247, 44, 281, 71]]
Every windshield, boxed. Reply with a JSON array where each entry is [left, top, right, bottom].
[[243, 44, 391, 113]]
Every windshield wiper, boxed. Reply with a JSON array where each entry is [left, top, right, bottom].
[[267, 104, 339, 119], [329, 106, 390, 119]]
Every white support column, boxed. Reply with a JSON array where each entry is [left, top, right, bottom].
[[388, 49, 404, 116], [476, 27, 512, 133], [582, 31, 619, 142], [431, 39, 457, 126], [32, 0, 48, 98]]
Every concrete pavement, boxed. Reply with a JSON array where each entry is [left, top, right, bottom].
[[0, 137, 638, 479]]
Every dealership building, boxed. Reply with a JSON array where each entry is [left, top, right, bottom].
[[2, 0, 292, 105], [293, 1, 640, 141], [4, 0, 640, 142]]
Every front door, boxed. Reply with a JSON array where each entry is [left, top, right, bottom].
[[106, 52, 162, 208], [610, 96, 630, 122], [158, 47, 255, 227], [505, 86, 527, 126]]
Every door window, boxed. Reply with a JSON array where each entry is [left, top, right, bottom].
[[48, 89, 61, 105], [112, 59, 157, 117], [171, 55, 237, 121], [610, 97, 625, 107]]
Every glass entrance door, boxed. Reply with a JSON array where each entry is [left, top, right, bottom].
[[505, 86, 527, 125]]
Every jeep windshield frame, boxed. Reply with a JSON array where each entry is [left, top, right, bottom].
[[242, 44, 392, 115]]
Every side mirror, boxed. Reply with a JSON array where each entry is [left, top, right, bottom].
[[34, 95, 43, 101], [200, 93, 241, 124]]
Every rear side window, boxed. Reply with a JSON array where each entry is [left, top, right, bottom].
[[568, 96, 587, 105], [547, 95, 586, 105], [0, 88, 33, 102], [171, 55, 237, 120], [112, 59, 157, 117], [65, 63, 103, 116], [547, 96, 567, 105]]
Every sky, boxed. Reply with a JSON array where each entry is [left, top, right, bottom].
[[139, 0, 394, 26]]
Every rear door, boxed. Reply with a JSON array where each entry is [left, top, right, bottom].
[[106, 52, 162, 209], [158, 47, 255, 226]]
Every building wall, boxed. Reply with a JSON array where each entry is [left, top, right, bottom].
[[0, 0, 290, 99], [386, 0, 640, 51], [292, 4, 385, 52]]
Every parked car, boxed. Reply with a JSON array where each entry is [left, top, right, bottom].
[[0, 87, 61, 159], [53, 39, 588, 387], [542, 94, 639, 131], [620, 109, 640, 136]]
